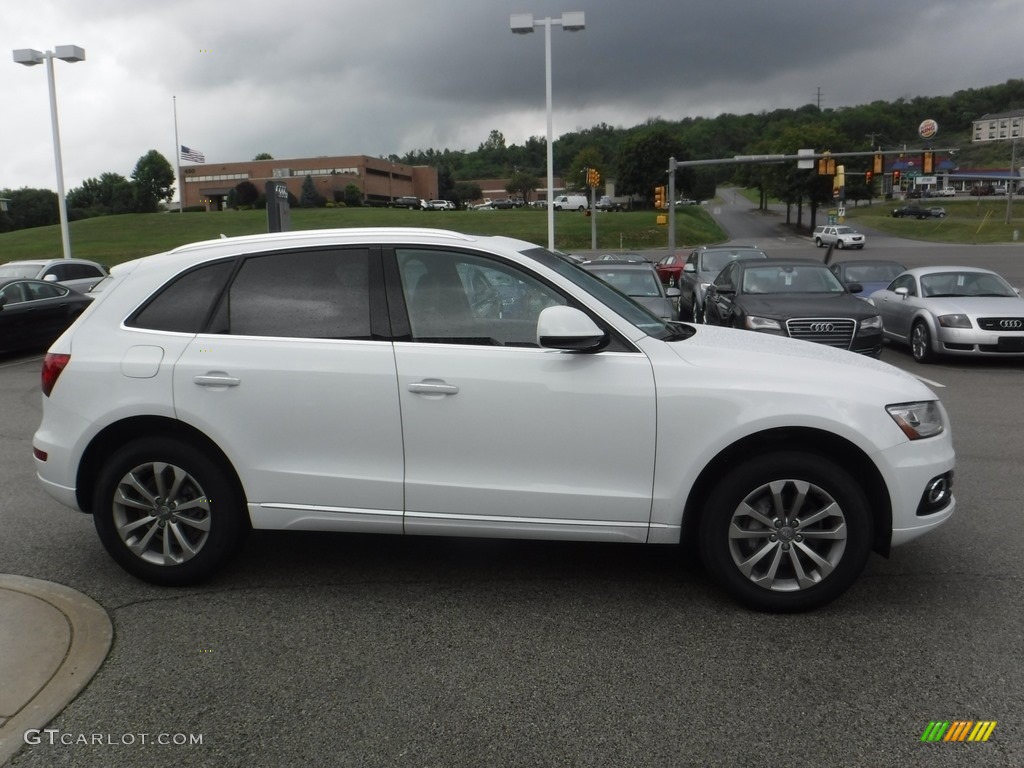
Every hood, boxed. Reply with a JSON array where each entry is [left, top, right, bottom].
[[667, 323, 934, 401], [737, 293, 879, 319]]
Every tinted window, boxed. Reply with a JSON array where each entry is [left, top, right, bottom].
[[714, 262, 737, 291], [889, 274, 916, 295], [66, 263, 104, 280], [44, 264, 69, 281], [220, 249, 371, 338], [25, 281, 68, 300], [130, 260, 234, 333]]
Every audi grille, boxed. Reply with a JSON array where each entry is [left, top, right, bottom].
[[786, 317, 857, 348]]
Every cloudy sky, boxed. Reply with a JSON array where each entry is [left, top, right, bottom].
[[3, 0, 1021, 194]]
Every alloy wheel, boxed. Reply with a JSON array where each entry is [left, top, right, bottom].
[[112, 461, 212, 566], [726, 478, 848, 592]]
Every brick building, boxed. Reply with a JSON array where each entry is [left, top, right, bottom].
[[180, 154, 438, 210]]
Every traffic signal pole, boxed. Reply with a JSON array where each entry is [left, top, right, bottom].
[[661, 147, 958, 251]]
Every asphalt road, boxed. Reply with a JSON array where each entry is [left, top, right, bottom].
[[2, 203, 1022, 766]]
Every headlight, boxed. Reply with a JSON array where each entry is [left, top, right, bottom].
[[886, 401, 945, 440], [938, 314, 972, 328], [859, 315, 882, 332], [745, 315, 782, 331]]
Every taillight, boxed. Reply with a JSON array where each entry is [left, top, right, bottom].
[[42, 353, 71, 397]]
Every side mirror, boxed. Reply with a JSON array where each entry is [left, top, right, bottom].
[[895, 287, 909, 298], [683, 263, 696, 273], [666, 287, 681, 298], [43, 274, 58, 282], [846, 282, 864, 294], [537, 306, 608, 352]]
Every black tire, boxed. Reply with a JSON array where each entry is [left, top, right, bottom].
[[698, 451, 873, 612], [837, 240, 845, 249], [814, 238, 823, 247], [911, 320, 936, 363], [92, 437, 247, 586]]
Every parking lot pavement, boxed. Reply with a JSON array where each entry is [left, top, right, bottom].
[[0, 575, 112, 766]]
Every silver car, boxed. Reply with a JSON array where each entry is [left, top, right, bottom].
[[869, 266, 1024, 362], [0, 258, 108, 292], [581, 260, 681, 321]]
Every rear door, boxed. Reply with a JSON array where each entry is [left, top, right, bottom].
[[170, 247, 405, 532]]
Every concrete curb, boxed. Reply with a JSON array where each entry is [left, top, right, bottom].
[[0, 575, 112, 766]]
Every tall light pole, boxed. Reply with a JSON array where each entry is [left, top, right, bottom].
[[511, 12, 584, 251], [13, 45, 86, 260]]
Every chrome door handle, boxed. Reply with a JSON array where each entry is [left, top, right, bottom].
[[194, 374, 240, 387], [408, 380, 459, 395]]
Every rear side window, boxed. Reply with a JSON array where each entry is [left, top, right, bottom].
[[129, 260, 234, 333], [213, 248, 371, 339]]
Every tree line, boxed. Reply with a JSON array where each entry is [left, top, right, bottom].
[[3, 79, 1022, 231]]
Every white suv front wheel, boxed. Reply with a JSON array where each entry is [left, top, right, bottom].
[[698, 452, 873, 612], [92, 437, 247, 585]]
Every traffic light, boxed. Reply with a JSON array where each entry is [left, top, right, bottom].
[[654, 185, 666, 209], [817, 156, 836, 175], [922, 151, 934, 174], [893, 169, 901, 184], [873, 153, 883, 174], [586, 168, 601, 187], [865, 170, 873, 184]]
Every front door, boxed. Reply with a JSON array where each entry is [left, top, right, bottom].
[[390, 247, 658, 542]]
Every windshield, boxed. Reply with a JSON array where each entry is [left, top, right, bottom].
[[701, 250, 766, 273], [524, 247, 686, 340], [844, 263, 903, 283], [742, 265, 846, 294], [0, 264, 43, 278], [920, 271, 1017, 298], [586, 268, 662, 297]]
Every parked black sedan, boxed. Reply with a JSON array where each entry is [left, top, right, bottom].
[[703, 261, 883, 356], [0, 278, 92, 355]]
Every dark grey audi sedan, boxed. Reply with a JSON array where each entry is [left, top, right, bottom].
[[703, 260, 883, 357]]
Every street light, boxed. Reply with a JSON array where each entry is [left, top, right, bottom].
[[13, 45, 86, 260], [511, 12, 584, 251]]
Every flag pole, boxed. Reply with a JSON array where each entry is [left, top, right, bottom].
[[173, 95, 183, 211]]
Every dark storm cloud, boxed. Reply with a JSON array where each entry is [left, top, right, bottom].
[[2, 0, 1021, 189]]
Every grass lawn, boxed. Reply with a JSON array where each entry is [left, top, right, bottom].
[[0, 206, 728, 267], [735, 187, 1024, 244]]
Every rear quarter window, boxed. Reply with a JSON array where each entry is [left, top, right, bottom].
[[128, 260, 234, 333]]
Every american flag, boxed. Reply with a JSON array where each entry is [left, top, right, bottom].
[[180, 145, 205, 163]]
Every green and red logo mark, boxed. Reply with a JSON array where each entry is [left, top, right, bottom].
[[921, 721, 997, 742]]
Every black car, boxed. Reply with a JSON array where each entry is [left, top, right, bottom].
[[703, 260, 883, 357], [891, 205, 930, 219], [0, 278, 92, 355]]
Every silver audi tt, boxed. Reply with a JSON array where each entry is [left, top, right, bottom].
[[868, 266, 1024, 363]]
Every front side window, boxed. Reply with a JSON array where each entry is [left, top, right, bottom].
[[714, 263, 737, 291], [396, 249, 567, 346], [889, 274, 916, 295]]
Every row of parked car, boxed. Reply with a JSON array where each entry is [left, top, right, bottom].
[[0, 258, 108, 355], [651, 245, 1024, 364]]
